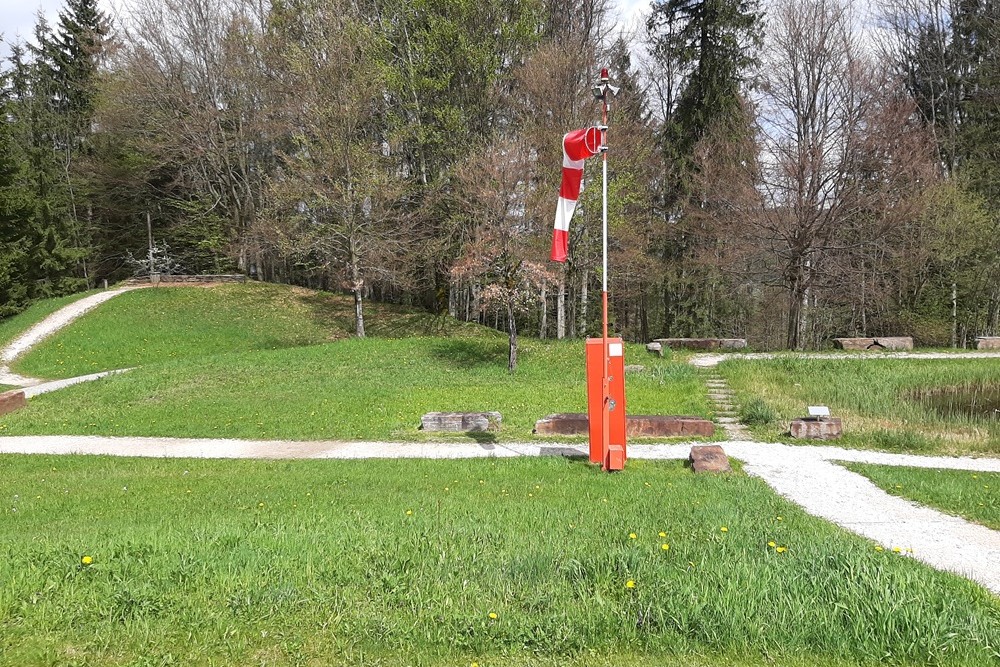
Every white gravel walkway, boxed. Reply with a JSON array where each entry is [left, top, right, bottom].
[[0, 287, 142, 387], [690, 350, 1000, 368], [0, 434, 997, 594]]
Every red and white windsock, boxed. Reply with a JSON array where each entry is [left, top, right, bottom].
[[551, 127, 601, 262]]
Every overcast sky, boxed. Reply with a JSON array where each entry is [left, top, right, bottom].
[[2, 0, 650, 61]]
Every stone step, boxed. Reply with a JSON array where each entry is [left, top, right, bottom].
[[715, 417, 741, 424]]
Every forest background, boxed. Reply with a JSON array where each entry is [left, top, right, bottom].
[[2, 0, 999, 351]]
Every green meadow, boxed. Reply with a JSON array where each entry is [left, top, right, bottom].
[[2, 455, 998, 667]]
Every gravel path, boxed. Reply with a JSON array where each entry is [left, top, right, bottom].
[[0, 434, 997, 594], [0, 287, 141, 387]]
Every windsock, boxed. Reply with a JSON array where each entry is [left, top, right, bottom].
[[551, 127, 601, 262]]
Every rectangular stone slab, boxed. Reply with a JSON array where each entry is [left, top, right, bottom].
[[0, 389, 26, 417], [533, 413, 714, 438], [833, 337, 912, 351], [653, 338, 747, 351], [421, 411, 501, 432]]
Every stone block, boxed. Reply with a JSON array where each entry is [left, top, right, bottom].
[[0, 389, 26, 417], [532, 413, 714, 438], [421, 411, 501, 432], [653, 338, 747, 351], [976, 337, 1000, 350], [689, 445, 731, 473], [790, 417, 843, 440], [646, 342, 663, 356], [833, 337, 913, 351], [624, 365, 646, 374]]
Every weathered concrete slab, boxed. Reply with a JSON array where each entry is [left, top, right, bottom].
[[421, 411, 501, 432], [689, 445, 732, 473], [833, 337, 913, 351], [654, 338, 747, 351], [790, 417, 843, 440], [0, 389, 26, 416], [533, 413, 714, 438], [624, 365, 646, 374], [976, 337, 1000, 350]]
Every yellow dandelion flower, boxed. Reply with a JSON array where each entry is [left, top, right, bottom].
[[625, 579, 636, 589], [776, 546, 788, 554], [767, 541, 776, 548], [81, 555, 93, 565], [658, 531, 667, 538], [892, 546, 902, 554], [628, 532, 637, 539], [875, 546, 884, 552], [661, 543, 670, 551], [257, 502, 264, 508], [472, 663, 479, 667], [776, 516, 783, 521], [488, 612, 498, 620], [720, 526, 729, 533], [405, 509, 413, 516]]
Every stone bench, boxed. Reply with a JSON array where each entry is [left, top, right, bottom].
[[420, 411, 501, 432], [652, 338, 747, 351], [976, 337, 1000, 350], [0, 389, 26, 417], [533, 413, 714, 438], [833, 337, 912, 351]]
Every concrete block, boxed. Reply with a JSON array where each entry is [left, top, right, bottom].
[[421, 411, 501, 432], [833, 337, 912, 351], [790, 417, 843, 440]]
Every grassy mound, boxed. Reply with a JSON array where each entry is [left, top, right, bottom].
[[12, 283, 485, 379], [0, 338, 709, 441], [845, 464, 1000, 531], [2, 455, 998, 666]]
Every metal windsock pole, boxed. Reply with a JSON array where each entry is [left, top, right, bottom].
[[593, 68, 619, 470]]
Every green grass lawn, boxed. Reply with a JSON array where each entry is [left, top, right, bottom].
[[721, 357, 1000, 456], [0, 289, 102, 353], [844, 464, 1000, 530], [2, 455, 998, 667], [0, 337, 709, 441], [11, 283, 485, 379]]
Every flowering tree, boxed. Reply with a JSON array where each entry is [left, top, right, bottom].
[[450, 136, 552, 371]]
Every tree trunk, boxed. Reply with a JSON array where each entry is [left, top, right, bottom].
[[507, 302, 518, 372], [350, 243, 365, 338], [539, 279, 547, 339], [951, 281, 958, 349], [557, 277, 566, 339], [578, 269, 589, 338]]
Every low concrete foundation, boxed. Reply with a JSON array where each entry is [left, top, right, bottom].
[[421, 411, 502, 432], [833, 337, 912, 351], [0, 389, 27, 417], [976, 337, 1000, 350], [790, 417, 843, 440], [533, 413, 714, 438]]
